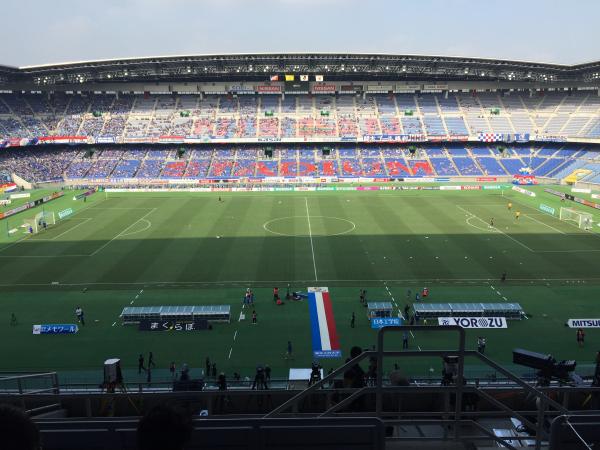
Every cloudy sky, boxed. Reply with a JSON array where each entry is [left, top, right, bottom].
[[2, 0, 598, 67]]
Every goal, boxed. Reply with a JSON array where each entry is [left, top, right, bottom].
[[559, 207, 593, 230], [23, 211, 56, 234]]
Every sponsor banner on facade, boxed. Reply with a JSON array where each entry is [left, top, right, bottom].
[[36, 136, 88, 145], [367, 85, 393, 92], [394, 83, 421, 92], [423, 84, 448, 90], [73, 188, 97, 201], [438, 317, 508, 329], [229, 85, 255, 93], [567, 319, 600, 328], [58, 208, 74, 219], [158, 135, 185, 144], [33, 324, 79, 335], [96, 136, 116, 144], [511, 185, 536, 197], [534, 134, 567, 142], [257, 85, 282, 93], [505, 133, 530, 143], [477, 177, 497, 182], [139, 319, 208, 331], [371, 317, 402, 329], [539, 204, 556, 215], [311, 84, 336, 93], [10, 193, 30, 199], [363, 134, 426, 143]]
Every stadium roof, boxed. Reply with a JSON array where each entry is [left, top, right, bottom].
[[2, 53, 600, 85]]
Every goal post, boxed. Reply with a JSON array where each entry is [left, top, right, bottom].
[[559, 207, 593, 230], [23, 211, 56, 234]]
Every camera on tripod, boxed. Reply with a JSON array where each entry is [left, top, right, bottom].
[[309, 361, 322, 386], [513, 348, 576, 385]]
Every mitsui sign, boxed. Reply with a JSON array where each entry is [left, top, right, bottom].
[[567, 319, 600, 328], [438, 317, 507, 329]]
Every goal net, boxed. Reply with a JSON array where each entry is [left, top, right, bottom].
[[559, 207, 593, 230], [23, 211, 56, 234]]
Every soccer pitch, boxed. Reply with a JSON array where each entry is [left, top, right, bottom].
[[2, 186, 600, 382]]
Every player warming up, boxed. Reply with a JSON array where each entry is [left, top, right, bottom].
[[507, 202, 512, 211], [515, 211, 520, 222]]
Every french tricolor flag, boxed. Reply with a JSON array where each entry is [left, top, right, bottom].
[[308, 287, 341, 359]]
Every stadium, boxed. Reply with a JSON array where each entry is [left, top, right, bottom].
[[2, 50, 600, 449]]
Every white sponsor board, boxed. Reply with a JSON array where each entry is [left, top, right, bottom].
[[511, 185, 536, 197], [567, 319, 600, 328], [572, 188, 591, 194], [438, 317, 508, 329], [592, 194, 600, 200], [10, 193, 30, 199], [440, 185, 461, 191]]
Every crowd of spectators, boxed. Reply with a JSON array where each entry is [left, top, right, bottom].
[[0, 144, 589, 182]]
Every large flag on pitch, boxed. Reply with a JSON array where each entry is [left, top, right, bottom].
[[308, 287, 341, 358]]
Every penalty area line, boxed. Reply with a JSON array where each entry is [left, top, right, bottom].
[[89, 208, 156, 256]]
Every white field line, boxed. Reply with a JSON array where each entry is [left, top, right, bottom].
[[0, 195, 110, 255], [89, 208, 156, 256], [458, 200, 600, 252], [500, 194, 600, 240], [119, 219, 152, 237], [523, 214, 567, 235], [50, 218, 93, 240], [305, 197, 318, 281], [456, 205, 535, 253]]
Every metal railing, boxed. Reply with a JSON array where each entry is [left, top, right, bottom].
[[0, 372, 60, 395], [265, 325, 571, 450]]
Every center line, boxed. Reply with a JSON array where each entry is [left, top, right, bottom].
[[305, 197, 318, 281]]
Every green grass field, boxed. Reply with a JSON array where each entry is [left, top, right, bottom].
[[2, 185, 600, 383]]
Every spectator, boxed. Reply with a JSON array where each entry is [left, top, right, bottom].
[[137, 404, 192, 450], [343, 346, 366, 388], [180, 363, 190, 381], [0, 404, 40, 450], [217, 373, 227, 391]]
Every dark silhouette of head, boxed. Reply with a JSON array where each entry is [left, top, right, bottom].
[[0, 404, 41, 450], [137, 404, 192, 450]]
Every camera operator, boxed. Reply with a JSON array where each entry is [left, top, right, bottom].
[[252, 365, 268, 390]]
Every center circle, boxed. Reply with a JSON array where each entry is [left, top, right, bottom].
[[263, 216, 356, 237]]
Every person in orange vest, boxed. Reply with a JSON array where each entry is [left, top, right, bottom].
[[422, 287, 429, 298]]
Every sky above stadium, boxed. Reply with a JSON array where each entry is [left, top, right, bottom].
[[2, 0, 598, 67]]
